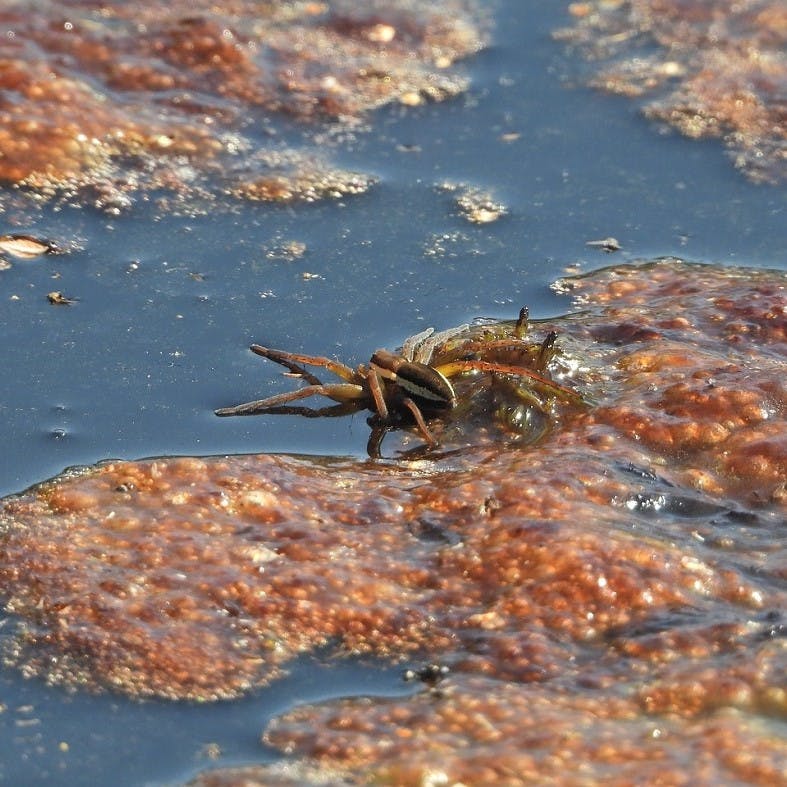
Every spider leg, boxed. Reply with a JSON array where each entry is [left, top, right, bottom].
[[537, 331, 558, 367], [401, 397, 438, 447], [367, 368, 390, 420], [249, 402, 363, 418], [400, 327, 434, 361], [250, 345, 358, 384], [433, 360, 582, 403], [215, 383, 366, 416], [413, 324, 469, 365], [514, 307, 529, 339], [366, 422, 390, 458], [249, 345, 323, 385]]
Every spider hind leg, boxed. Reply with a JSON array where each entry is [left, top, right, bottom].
[[215, 383, 367, 416]]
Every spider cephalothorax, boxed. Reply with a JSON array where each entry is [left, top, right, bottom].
[[216, 310, 581, 455]]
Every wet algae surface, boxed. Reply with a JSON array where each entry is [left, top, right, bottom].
[[1, 0, 787, 784], [2, 260, 786, 784]]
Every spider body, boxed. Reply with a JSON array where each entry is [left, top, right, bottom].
[[369, 349, 456, 408], [216, 312, 580, 454]]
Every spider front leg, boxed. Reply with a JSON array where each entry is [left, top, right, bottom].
[[250, 345, 358, 384]]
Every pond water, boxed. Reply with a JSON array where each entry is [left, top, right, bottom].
[[1, 1, 785, 784]]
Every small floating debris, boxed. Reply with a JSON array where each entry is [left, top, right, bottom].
[[0, 234, 58, 259], [47, 291, 77, 305], [232, 159, 376, 204], [396, 143, 422, 153], [403, 663, 450, 688], [265, 240, 307, 262], [438, 182, 508, 224], [422, 230, 472, 259], [586, 237, 621, 252]]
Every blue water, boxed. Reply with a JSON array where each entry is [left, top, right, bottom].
[[0, 653, 414, 785], [1, 1, 785, 783]]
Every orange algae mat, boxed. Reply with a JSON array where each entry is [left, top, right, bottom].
[[1, 259, 785, 783], [0, 0, 485, 211], [557, 0, 787, 184]]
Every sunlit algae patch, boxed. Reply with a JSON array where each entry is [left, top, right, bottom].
[[555, 0, 787, 184], [1, 260, 785, 784], [0, 0, 487, 212]]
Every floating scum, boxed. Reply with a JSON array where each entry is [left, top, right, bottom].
[[1, 260, 785, 783]]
